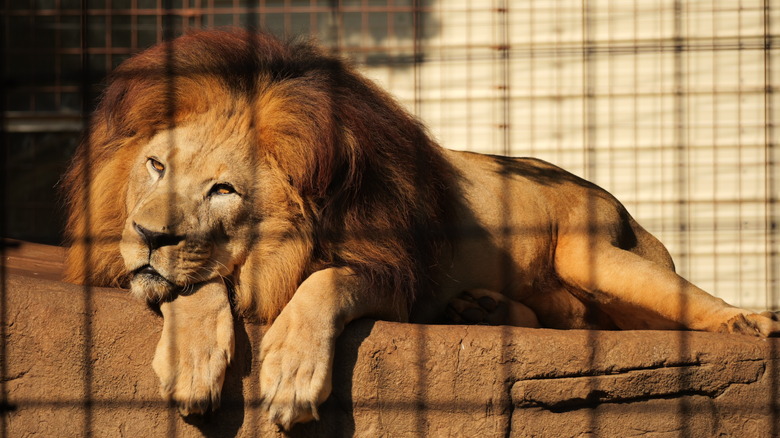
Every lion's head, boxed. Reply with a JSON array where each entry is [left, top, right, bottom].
[[117, 115, 303, 303], [63, 30, 456, 321]]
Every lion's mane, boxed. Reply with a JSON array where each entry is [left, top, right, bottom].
[[63, 30, 457, 320]]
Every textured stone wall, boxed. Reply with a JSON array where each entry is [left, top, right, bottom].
[[3, 241, 779, 437]]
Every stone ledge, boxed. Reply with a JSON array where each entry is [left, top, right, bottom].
[[3, 241, 779, 437]]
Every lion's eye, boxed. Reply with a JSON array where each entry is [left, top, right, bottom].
[[209, 183, 236, 196], [146, 157, 165, 175]]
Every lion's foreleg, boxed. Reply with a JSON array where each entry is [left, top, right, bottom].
[[259, 267, 407, 430], [152, 278, 235, 415]]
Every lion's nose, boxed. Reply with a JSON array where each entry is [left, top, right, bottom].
[[134, 222, 184, 251]]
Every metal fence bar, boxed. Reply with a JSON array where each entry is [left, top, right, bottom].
[[2, 1, 779, 435]]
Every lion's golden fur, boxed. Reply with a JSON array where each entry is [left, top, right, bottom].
[[63, 30, 456, 322], [61, 30, 780, 427]]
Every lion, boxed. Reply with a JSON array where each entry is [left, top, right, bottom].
[[62, 29, 780, 429]]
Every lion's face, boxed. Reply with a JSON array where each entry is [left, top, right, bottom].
[[119, 113, 290, 301]]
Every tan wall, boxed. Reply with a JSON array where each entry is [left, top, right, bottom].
[[363, 0, 780, 310], [4, 241, 779, 437]]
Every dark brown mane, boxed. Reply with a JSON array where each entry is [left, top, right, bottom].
[[63, 29, 457, 309]]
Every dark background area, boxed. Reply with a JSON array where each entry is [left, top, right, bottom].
[[1, 0, 434, 245]]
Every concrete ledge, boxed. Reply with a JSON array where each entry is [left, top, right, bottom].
[[3, 241, 779, 436]]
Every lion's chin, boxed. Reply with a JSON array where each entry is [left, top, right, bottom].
[[129, 265, 178, 302], [128, 264, 226, 302]]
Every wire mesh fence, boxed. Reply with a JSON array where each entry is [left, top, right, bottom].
[[2, 0, 779, 436]]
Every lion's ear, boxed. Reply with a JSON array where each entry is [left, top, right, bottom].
[[255, 78, 338, 197]]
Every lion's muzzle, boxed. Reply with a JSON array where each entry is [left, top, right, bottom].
[[121, 219, 192, 301], [121, 211, 223, 302]]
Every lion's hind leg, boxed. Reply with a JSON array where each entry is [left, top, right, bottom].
[[446, 289, 541, 327], [553, 233, 780, 336]]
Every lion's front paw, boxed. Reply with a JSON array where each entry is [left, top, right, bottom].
[[152, 281, 235, 416], [259, 304, 335, 430], [153, 335, 233, 415]]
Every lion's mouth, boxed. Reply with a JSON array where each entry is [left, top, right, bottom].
[[128, 259, 225, 298], [132, 264, 171, 284], [128, 263, 180, 302]]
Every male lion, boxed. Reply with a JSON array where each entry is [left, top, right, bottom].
[[63, 30, 780, 429]]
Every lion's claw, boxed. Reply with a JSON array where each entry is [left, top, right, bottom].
[[261, 396, 320, 431]]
